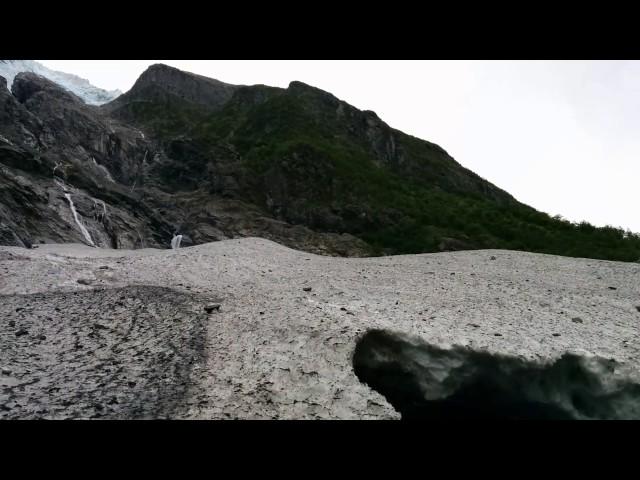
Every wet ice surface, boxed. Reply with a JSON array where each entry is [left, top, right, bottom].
[[1, 238, 640, 419]]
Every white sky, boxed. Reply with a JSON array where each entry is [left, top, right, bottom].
[[38, 60, 640, 233]]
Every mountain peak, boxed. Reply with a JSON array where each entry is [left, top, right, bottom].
[[287, 80, 338, 100], [121, 63, 240, 111]]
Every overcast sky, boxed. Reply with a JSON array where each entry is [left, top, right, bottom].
[[37, 60, 640, 233]]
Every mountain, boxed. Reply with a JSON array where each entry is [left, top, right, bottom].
[[0, 60, 122, 105], [1, 62, 639, 261]]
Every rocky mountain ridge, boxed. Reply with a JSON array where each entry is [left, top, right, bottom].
[[1, 62, 639, 261]]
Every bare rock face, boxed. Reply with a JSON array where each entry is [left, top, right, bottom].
[[106, 63, 240, 112], [12, 71, 84, 106], [0, 72, 168, 249], [0, 67, 374, 256]]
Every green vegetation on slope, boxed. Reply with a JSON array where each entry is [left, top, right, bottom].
[[120, 82, 640, 262]]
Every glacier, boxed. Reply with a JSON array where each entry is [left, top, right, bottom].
[[0, 60, 122, 105]]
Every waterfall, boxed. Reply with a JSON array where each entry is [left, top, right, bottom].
[[171, 235, 183, 249], [53, 162, 97, 247], [64, 193, 95, 247]]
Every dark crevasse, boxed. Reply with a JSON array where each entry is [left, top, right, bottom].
[[353, 329, 640, 420]]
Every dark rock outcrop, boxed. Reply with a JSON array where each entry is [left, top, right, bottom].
[[12, 71, 83, 106], [353, 329, 640, 420], [105, 63, 240, 113]]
